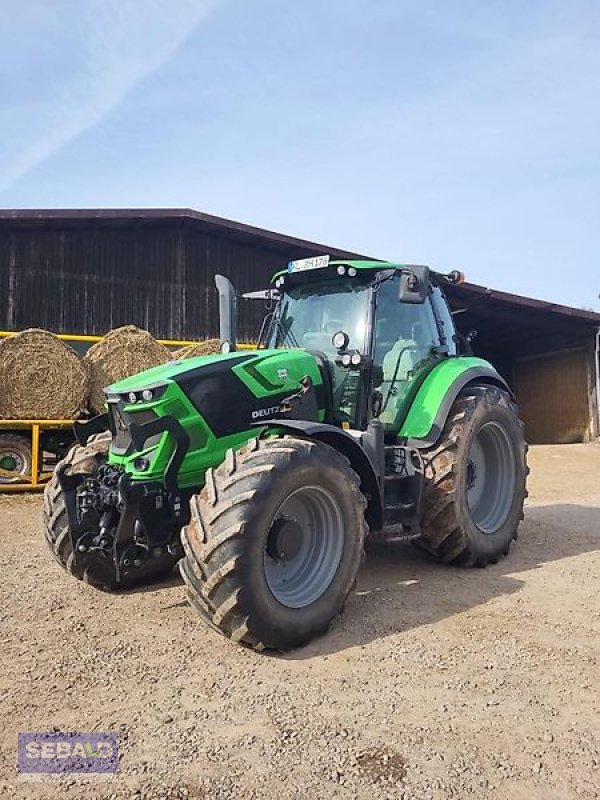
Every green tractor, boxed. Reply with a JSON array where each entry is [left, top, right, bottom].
[[42, 257, 527, 650]]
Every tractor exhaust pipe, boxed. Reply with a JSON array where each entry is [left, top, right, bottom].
[[215, 274, 237, 352]]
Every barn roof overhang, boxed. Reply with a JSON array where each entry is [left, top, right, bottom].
[[0, 207, 367, 259], [445, 281, 600, 360]]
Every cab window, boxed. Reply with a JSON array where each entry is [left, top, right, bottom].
[[431, 286, 458, 356]]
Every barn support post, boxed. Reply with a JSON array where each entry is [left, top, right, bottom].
[[593, 328, 600, 440]]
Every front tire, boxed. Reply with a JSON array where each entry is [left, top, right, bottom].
[[419, 385, 527, 566], [180, 436, 367, 650]]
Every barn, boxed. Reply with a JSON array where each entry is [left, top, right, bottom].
[[1, 208, 598, 444]]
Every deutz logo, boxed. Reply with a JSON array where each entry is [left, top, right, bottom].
[[252, 405, 282, 420]]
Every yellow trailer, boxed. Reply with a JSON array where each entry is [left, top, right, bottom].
[[0, 419, 74, 491]]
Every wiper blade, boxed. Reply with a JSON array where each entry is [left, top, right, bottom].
[[270, 315, 300, 348]]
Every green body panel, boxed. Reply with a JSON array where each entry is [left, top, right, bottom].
[[231, 349, 323, 405], [105, 348, 324, 490], [397, 356, 496, 440]]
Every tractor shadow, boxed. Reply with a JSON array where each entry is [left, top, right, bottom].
[[286, 503, 600, 660], [127, 572, 184, 595]]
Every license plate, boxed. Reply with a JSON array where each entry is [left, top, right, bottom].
[[287, 254, 330, 273]]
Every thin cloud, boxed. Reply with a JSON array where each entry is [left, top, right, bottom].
[[0, 0, 221, 193]]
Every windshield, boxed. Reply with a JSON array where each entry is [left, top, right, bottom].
[[266, 279, 371, 357]]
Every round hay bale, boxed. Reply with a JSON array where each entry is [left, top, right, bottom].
[[173, 339, 222, 359], [84, 325, 171, 413], [0, 329, 88, 420]]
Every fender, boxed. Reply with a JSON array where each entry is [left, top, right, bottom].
[[398, 357, 511, 448], [255, 419, 384, 530]]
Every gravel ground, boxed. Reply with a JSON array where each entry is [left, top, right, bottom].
[[1, 443, 599, 799]]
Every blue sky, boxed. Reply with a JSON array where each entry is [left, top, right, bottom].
[[1, 0, 599, 309]]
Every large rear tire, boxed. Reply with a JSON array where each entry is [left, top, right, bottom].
[[42, 433, 177, 590], [419, 385, 527, 566], [179, 436, 367, 650]]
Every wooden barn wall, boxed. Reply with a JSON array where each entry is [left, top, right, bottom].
[[513, 348, 593, 444], [0, 221, 317, 341]]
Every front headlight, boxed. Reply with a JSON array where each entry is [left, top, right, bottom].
[[118, 384, 168, 405]]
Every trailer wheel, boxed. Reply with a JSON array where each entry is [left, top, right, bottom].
[[419, 385, 527, 566], [180, 436, 367, 650], [0, 433, 32, 484], [42, 433, 177, 590]]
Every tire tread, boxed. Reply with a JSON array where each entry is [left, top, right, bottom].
[[419, 385, 527, 567], [180, 436, 367, 650]]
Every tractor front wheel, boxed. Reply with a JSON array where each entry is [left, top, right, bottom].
[[419, 385, 527, 566], [180, 436, 367, 650]]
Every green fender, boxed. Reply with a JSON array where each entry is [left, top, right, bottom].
[[398, 356, 510, 447]]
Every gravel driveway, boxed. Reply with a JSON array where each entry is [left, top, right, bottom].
[[1, 443, 599, 799]]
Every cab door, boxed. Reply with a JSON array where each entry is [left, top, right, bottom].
[[372, 276, 444, 437]]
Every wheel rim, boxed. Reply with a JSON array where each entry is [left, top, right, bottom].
[[264, 485, 345, 608], [466, 421, 516, 534], [0, 449, 27, 484]]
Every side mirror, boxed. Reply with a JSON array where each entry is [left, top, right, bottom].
[[398, 266, 429, 304], [241, 289, 280, 300]]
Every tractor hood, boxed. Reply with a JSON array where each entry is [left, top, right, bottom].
[[105, 349, 326, 421], [106, 349, 255, 395], [104, 347, 327, 488]]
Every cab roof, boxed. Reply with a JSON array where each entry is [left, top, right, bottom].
[[271, 259, 407, 283]]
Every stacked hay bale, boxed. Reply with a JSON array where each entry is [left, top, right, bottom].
[[84, 325, 171, 413], [0, 329, 88, 419], [173, 339, 221, 359]]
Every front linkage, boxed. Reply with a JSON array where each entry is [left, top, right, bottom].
[[58, 413, 192, 585]]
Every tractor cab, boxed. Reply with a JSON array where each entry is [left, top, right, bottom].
[[262, 256, 460, 438]]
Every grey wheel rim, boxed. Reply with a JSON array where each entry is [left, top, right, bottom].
[[466, 421, 516, 534], [264, 485, 344, 608], [0, 448, 27, 484]]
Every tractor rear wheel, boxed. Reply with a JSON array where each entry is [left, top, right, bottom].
[[419, 385, 527, 566], [180, 436, 367, 650], [42, 433, 177, 590]]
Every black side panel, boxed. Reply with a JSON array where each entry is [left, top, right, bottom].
[[306, 351, 335, 424], [174, 355, 321, 438]]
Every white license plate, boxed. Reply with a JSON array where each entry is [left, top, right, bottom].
[[287, 254, 330, 273]]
